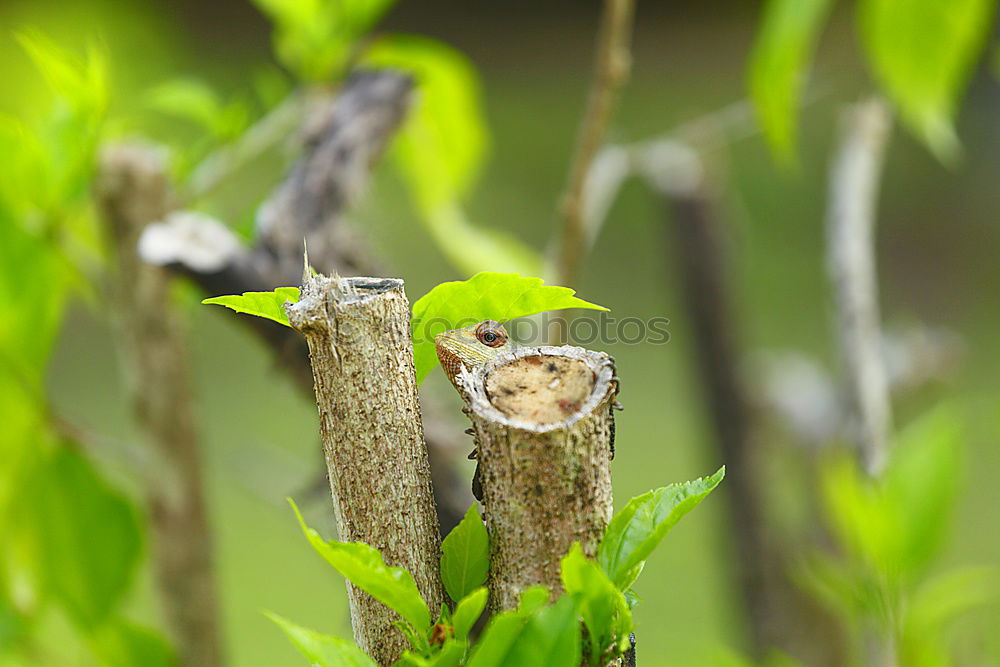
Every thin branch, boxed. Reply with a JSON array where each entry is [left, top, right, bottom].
[[183, 91, 306, 204], [826, 97, 894, 478], [554, 0, 636, 293], [96, 144, 225, 667]]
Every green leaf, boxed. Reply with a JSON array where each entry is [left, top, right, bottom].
[[146, 79, 222, 131], [858, 0, 995, 161], [818, 406, 963, 583], [362, 36, 541, 276], [901, 567, 1000, 667], [883, 405, 963, 573], [27, 448, 142, 629], [465, 611, 526, 667], [503, 595, 582, 667], [451, 587, 488, 641], [623, 588, 641, 610], [90, 618, 175, 667], [599, 467, 725, 591], [15, 30, 108, 116], [440, 504, 490, 602], [562, 544, 631, 664], [396, 639, 468, 667], [289, 499, 431, 631], [202, 287, 300, 327], [266, 612, 377, 667], [364, 35, 486, 214], [516, 586, 551, 616], [747, 0, 833, 163], [466, 590, 580, 667], [410, 272, 609, 383], [421, 204, 543, 278], [252, 0, 396, 81]]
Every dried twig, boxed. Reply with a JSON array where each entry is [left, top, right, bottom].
[[96, 144, 224, 667], [826, 97, 894, 478], [553, 0, 636, 295]]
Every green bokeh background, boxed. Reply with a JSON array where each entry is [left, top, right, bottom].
[[4, 0, 998, 664]]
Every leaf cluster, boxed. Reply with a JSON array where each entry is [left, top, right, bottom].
[[749, 0, 996, 163], [272, 469, 724, 666]]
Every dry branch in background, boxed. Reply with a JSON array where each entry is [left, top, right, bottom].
[[826, 97, 894, 478], [644, 151, 846, 665], [455, 345, 618, 612], [96, 144, 225, 667], [551, 0, 636, 343], [827, 97, 897, 667], [285, 274, 445, 664], [138, 70, 471, 531]]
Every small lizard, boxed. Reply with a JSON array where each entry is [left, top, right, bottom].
[[434, 320, 620, 500]]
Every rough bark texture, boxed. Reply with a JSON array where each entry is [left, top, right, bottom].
[[138, 69, 470, 532], [285, 274, 444, 665], [455, 345, 618, 612], [96, 144, 225, 667]]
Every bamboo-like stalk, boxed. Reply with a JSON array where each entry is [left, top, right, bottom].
[[455, 344, 618, 611], [285, 274, 444, 664]]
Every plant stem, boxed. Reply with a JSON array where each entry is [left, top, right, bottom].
[[553, 0, 635, 295], [826, 97, 893, 478], [285, 274, 445, 664], [96, 144, 225, 667]]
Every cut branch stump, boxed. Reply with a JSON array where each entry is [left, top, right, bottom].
[[455, 345, 618, 612], [285, 274, 444, 665]]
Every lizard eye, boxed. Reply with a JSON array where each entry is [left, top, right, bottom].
[[475, 320, 508, 348]]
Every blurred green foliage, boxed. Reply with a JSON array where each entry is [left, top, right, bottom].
[[749, 0, 997, 162], [0, 29, 171, 666], [801, 406, 997, 664]]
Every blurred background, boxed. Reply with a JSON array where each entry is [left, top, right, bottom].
[[1, 0, 998, 665]]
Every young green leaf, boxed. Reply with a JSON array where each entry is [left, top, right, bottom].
[[90, 618, 175, 667], [883, 404, 962, 573], [202, 287, 300, 327], [515, 586, 551, 615], [561, 543, 632, 664], [451, 587, 488, 641], [858, 0, 994, 161], [440, 504, 490, 602], [599, 467, 725, 591], [466, 590, 580, 667], [146, 79, 222, 132], [502, 596, 582, 667], [252, 0, 396, 82], [747, 0, 833, 163], [361, 36, 542, 277], [465, 611, 527, 667], [396, 639, 467, 667], [289, 500, 431, 631], [27, 448, 142, 629], [266, 612, 377, 667], [363, 35, 486, 217], [411, 272, 608, 383]]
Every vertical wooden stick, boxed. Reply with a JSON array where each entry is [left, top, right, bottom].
[[285, 274, 444, 664], [456, 345, 618, 611], [96, 144, 225, 667]]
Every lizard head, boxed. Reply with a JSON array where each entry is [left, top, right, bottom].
[[435, 320, 514, 387]]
